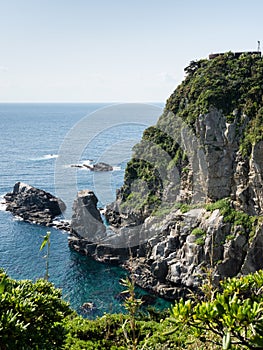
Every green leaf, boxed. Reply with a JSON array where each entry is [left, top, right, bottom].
[[223, 331, 231, 349], [40, 231, 51, 251], [0, 274, 7, 294]]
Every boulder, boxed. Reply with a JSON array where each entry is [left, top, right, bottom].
[[92, 162, 113, 172], [4, 182, 66, 225]]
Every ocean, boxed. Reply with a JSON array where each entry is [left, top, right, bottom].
[[0, 102, 170, 317]]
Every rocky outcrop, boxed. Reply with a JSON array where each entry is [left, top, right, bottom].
[[93, 110, 263, 298], [69, 190, 139, 264], [71, 162, 113, 171], [70, 190, 107, 243], [4, 182, 66, 226]]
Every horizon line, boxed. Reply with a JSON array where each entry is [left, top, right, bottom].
[[0, 100, 164, 104]]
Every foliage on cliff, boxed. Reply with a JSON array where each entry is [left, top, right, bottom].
[[166, 52, 263, 125], [165, 51, 263, 154], [171, 270, 263, 349], [116, 52, 263, 215]]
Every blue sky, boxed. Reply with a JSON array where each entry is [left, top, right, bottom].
[[0, 0, 262, 102]]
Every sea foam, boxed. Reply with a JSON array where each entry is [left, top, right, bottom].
[[0, 195, 7, 211]]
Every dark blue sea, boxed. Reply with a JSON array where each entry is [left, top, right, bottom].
[[0, 102, 170, 317]]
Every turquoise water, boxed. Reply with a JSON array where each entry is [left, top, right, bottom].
[[0, 103, 170, 317]]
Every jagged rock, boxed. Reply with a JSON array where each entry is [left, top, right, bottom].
[[241, 226, 263, 274], [4, 182, 66, 226], [70, 190, 107, 243], [92, 162, 113, 172], [80, 302, 97, 314]]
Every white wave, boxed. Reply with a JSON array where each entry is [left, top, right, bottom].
[[30, 154, 59, 161], [13, 216, 23, 221], [0, 195, 7, 211], [82, 159, 93, 166], [112, 166, 121, 171], [43, 154, 59, 159]]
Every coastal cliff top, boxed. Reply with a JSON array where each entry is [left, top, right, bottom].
[[165, 51, 263, 130]]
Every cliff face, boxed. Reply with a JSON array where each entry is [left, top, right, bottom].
[[72, 52, 263, 299]]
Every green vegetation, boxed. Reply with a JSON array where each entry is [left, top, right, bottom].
[[191, 228, 206, 236], [120, 276, 143, 349], [120, 158, 163, 213], [166, 52, 263, 124], [119, 126, 189, 214], [191, 228, 206, 246], [0, 270, 72, 349], [119, 52, 263, 215], [170, 270, 263, 349], [40, 230, 51, 280], [205, 198, 258, 240], [165, 52, 263, 155], [1, 268, 263, 349]]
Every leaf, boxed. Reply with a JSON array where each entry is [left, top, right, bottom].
[[223, 331, 231, 350], [40, 231, 51, 251], [0, 275, 7, 294]]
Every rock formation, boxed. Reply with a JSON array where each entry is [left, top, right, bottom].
[[70, 190, 107, 243], [71, 161, 113, 171], [68, 190, 138, 264], [4, 182, 66, 226], [70, 52, 263, 299]]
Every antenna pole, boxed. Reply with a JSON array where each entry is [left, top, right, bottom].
[[258, 41, 261, 52]]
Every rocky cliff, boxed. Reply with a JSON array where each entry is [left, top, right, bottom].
[[71, 52, 263, 299]]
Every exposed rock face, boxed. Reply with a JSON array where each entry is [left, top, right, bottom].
[[4, 182, 66, 226], [69, 190, 141, 263], [70, 190, 107, 243]]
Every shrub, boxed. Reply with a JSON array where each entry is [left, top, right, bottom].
[[170, 270, 263, 349], [0, 270, 72, 349]]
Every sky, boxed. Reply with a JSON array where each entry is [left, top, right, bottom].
[[0, 0, 262, 103]]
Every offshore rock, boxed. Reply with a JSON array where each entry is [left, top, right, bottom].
[[71, 162, 113, 172], [4, 182, 66, 226]]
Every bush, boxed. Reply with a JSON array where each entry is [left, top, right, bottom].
[[170, 270, 263, 349], [0, 270, 72, 349]]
